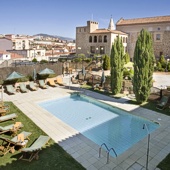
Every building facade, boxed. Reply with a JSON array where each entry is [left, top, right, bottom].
[[116, 15, 170, 60], [0, 37, 12, 51], [76, 18, 128, 57]]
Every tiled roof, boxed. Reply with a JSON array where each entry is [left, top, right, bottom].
[[91, 29, 127, 35], [116, 15, 170, 26], [0, 50, 10, 55], [0, 37, 12, 40], [10, 53, 24, 59]]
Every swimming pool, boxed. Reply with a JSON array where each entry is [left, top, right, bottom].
[[39, 94, 159, 157]]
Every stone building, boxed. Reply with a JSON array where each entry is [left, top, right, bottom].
[[116, 15, 170, 60], [76, 18, 128, 57]]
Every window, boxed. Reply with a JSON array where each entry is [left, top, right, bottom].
[[158, 27, 160, 31], [156, 34, 161, 40], [104, 35, 107, 42], [100, 46, 105, 54], [166, 26, 170, 30], [79, 28, 81, 32], [126, 37, 128, 43], [94, 36, 97, 43], [124, 47, 127, 53], [84, 28, 86, 32], [90, 46, 95, 53], [99, 35, 102, 42], [89, 36, 92, 43], [148, 27, 153, 31], [123, 37, 125, 43]]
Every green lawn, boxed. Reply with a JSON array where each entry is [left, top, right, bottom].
[[0, 102, 85, 170], [157, 153, 170, 170]]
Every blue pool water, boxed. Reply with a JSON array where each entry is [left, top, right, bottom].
[[39, 94, 159, 157]]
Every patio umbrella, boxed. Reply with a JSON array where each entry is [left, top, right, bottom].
[[33, 69, 37, 81], [38, 68, 55, 75], [101, 71, 106, 87], [6, 71, 25, 81]]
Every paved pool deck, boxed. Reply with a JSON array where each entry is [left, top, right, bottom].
[[2, 79, 170, 170]]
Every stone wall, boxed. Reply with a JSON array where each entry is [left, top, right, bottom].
[[116, 22, 170, 59], [0, 62, 63, 81], [0, 61, 98, 82]]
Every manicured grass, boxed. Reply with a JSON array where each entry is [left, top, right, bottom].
[[127, 99, 170, 116], [157, 153, 170, 170], [0, 102, 85, 170]]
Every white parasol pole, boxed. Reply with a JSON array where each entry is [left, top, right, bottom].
[[1, 86, 3, 102]]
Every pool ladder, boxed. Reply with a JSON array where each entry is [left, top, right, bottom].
[[99, 143, 117, 164]]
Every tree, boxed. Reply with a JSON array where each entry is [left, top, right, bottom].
[[123, 53, 130, 64], [158, 55, 166, 69], [103, 54, 110, 70], [32, 58, 37, 63], [159, 55, 165, 64], [133, 29, 155, 104], [110, 36, 124, 95]]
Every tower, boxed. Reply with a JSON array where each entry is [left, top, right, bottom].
[[108, 16, 115, 30]]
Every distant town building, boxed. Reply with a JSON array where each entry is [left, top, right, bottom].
[[0, 51, 11, 60], [76, 17, 128, 56], [11, 35, 34, 50], [116, 15, 170, 60], [0, 37, 12, 51]]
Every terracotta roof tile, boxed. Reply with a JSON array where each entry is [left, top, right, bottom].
[[116, 15, 170, 26], [91, 29, 127, 35], [10, 53, 24, 59]]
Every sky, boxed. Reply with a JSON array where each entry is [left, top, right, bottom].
[[1, 0, 170, 39]]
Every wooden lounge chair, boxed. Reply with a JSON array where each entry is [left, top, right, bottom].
[[0, 107, 10, 116], [0, 122, 23, 135], [156, 96, 169, 110], [0, 131, 32, 155], [0, 101, 10, 110], [19, 135, 50, 162], [19, 83, 29, 93], [56, 77, 65, 86], [6, 85, 16, 94], [38, 80, 48, 89], [29, 81, 38, 91], [48, 79, 57, 87], [0, 113, 17, 122]]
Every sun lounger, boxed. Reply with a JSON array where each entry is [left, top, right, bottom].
[[39, 80, 48, 89], [0, 107, 10, 116], [156, 96, 169, 110], [19, 83, 29, 93], [48, 79, 57, 87], [0, 131, 32, 155], [0, 122, 23, 135], [19, 135, 50, 162], [6, 85, 16, 94], [0, 113, 17, 122], [0, 101, 10, 109], [29, 81, 38, 91], [56, 77, 65, 86]]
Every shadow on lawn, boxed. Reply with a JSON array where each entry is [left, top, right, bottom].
[[0, 141, 85, 170]]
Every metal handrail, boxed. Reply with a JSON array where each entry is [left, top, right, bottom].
[[107, 148, 117, 163], [99, 143, 117, 164]]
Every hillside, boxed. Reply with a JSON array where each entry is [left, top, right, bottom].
[[34, 33, 74, 41]]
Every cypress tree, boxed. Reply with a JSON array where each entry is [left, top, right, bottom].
[[133, 29, 155, 104], [103, 54, 110, 70], [110, 36, 124, 95]]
